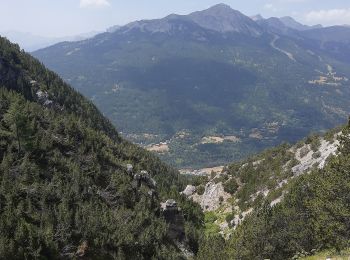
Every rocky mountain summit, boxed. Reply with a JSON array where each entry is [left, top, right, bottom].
[[119, 3, 262, 36], [188, 4, 262, 35]]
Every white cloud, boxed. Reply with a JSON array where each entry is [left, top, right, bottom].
[[263, 0, 310, 13], [264, 3, 278, 12], [264, 3, 273, 9], [80, 0, 110, 8], [305, 8, 350, 25]]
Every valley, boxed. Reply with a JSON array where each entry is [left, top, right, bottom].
[[33, 4, 350, 169]]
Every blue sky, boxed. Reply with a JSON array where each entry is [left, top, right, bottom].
[[0, 0, 349, 37]]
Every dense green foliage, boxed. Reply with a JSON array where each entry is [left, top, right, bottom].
[[223, 178, 239, 195], [226, 142, 297, 211], [0, 37, 203, 259], [33, 6, 350, 168], [196, 235, 228, 260]]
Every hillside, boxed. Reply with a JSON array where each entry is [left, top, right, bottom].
[[184, 121, 350, 259], [225, 123, 350, 259], [33, 4, 350, 168], [0, 37, 203, 259], [183, 125, 341, 235]]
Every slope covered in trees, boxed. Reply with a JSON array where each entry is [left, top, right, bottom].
[[195, 122, 350, 259], [0, 37, 203, 259], [227, 124, 350, 259]]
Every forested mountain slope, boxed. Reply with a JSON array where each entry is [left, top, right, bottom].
[[0, 37, 203, 259], [191, 122, 350, 259], [226, 123, 350, 259], [33, 4, 350, 168]]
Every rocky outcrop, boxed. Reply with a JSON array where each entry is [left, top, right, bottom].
[[181, 185, 196, 196], [36, 90, 53, 107], [161, 199, 185, 241], [292, 139, 339, 176], [190, 181, 231, 211], [133, 170, 157, 190]]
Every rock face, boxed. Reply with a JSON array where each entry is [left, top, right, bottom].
[[130, 168, 158, 200], [191, 181, 230, 211], [161, 200, 185, 241], [181, 185, 196, 196], [133, 170, 157, 190], [292, 139, 339, 176], [36, 90, 53, 107], [126, 164, 133, 173]]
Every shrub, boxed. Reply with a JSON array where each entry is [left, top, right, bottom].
[[223, 178, 239, 194], [205, 212, 218, 223], [289, 158, 300, 168], [225, 213, 235, 227], [191, 176, 208, 186], [305, 134, 321, 152], [197, 185, 205, 195], [214, 174, 228, 184], [310, 138, 321, 152], [299, 146, 310, 158], [295, 141, 304, 149]]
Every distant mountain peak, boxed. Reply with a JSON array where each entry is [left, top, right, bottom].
[[114, 4, 263, 37], [188, 4, 262, 36], [251, 14, 264, 21], [196, 3, 243, 17], [212, 3, 230, 7], [207, 3, 234, 11]]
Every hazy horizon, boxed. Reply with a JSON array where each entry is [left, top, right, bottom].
[[0, 0, 349, 38]]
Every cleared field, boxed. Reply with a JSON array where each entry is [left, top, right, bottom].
[[201, 135, 240, 144], [146, 143, 169, 153]]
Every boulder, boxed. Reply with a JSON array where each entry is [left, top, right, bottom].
[[181, 185, 196, 196]]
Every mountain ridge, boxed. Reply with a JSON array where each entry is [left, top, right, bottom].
[[279, 16, 323, 31]]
